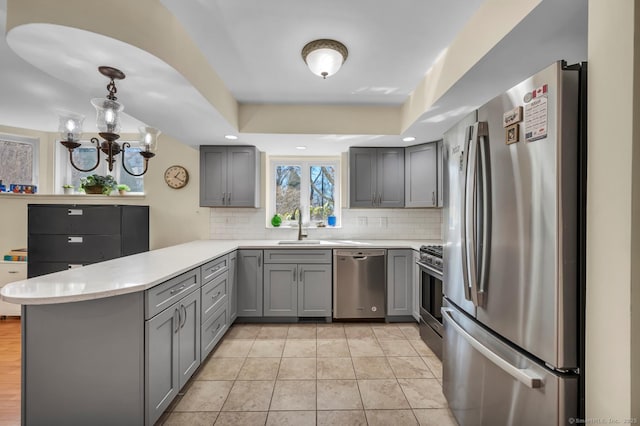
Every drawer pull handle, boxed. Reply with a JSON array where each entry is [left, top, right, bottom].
[[8, 270, 18, 274], [212, 291, 221, 300], [68, 264, 83, 269], [68, 236, 83, 243], [170, 285, 186, 294], [216, 323, 221, 331], [68, 209, 83, 216]]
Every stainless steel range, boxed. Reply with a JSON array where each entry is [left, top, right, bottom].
[[416, 244, 444, 359]]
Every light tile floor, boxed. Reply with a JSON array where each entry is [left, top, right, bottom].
[[160, 322, 458, 426]]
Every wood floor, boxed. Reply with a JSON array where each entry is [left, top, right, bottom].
[[0, 317, 20, 426]]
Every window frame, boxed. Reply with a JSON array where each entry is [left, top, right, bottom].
[[268, 156, 341, 228], [0, 134, 39, 187], [54, 139, 146, 194]]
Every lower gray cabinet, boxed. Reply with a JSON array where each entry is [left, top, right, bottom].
[[229, 251, 238, 322], [263, 250, 332, 318], [146, 288, 201, 425], [387, 249, 414, 317], [264, 264, 298, 316], [201, 303, 228, 359], [298, 264, 332, 317], [178, 290, 201, 388], [237, 250, 263, 317], [412, 250, 421, 322]]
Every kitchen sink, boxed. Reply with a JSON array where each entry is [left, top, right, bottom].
[[277, 240, 322, 245]]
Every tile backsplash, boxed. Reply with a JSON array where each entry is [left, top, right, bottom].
[[209, 208, 442, 241]]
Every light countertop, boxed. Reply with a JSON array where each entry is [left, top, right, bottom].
[[0, 239, 439, 305]]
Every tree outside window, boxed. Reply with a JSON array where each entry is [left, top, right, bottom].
[[271, 159, 339, 227]]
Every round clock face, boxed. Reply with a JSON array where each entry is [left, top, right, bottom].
[[164, 165, 189, 189]]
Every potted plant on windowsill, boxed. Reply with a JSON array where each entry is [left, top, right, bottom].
[[62, 184, 74, 195], [116, 184, 130, 195], [80, 174, 117, 195]]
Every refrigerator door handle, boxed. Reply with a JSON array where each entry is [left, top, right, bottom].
[[476, 121, 490, 306], [442, 308, 543, 389], [460, 126, 473, 301], [466, 124, 480, 307]]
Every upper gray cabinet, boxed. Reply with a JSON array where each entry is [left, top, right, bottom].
[[200, 146, 260, 207], [437, 140, 444, 207], [405, 142, 438, 207], [349, 147, 405, 208]]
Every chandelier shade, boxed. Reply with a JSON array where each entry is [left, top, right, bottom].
[[301, 39, 348, 79], [58, 66, 159, 176]]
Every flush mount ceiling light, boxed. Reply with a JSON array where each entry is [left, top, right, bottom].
[[402, 136, 416, 142], [224, 134, 238, 140], [301, 39, 348, 79], [58, 66, 160, 176]]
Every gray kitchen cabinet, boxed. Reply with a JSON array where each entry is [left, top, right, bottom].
[[263, 263, 298, 316], [177, 290, 201, 388], [237, 250, 263, 317], [405, 143, 438, 207], [412, 250, 421, 322], [229, 251, 238, 323], [349, 147, 405, 208], [298, 264, 332, 317], [387, 249, 414, 317], [146, 282, 201, 425], [437, 140, 444, 207], [199, 146, 260, 207], [263, 250, 332, 318]]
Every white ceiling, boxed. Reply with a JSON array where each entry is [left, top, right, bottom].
[[0, 0, 587, 155]]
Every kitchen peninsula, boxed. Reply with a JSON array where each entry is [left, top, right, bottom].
[[1, 239, 433, 426]]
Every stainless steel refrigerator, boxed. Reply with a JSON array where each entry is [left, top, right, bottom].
[[442, 61, 586, 426]]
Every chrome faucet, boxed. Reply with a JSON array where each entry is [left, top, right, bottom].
[[294, 207, 306, 241]]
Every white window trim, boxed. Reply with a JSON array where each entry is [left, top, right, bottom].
[[0, 133, 39, 186], [268, 156, 341, 228], [54, 139, 145, 194]]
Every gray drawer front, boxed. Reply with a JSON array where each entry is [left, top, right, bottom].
[[201, 255, 229, 284], [263, 249, 332, 264], [145, 269, 200, 319], [201, 304, 228, 359], [201, 272, 228, 324], [28, 205, 121, 235], [28, 234, 121, 262]]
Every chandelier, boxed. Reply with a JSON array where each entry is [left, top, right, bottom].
[[301, 39, 348, 79], [58, 66, 159, 177]]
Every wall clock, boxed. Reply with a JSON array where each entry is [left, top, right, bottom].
[[164, 165, 189, 189]]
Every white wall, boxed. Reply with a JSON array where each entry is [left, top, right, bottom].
[[208, 207, 442, 241], [586, 0, 640, 419]]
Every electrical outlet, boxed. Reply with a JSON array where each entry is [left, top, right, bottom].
[[358, 217, 368, 226], [379, 217, 387, 228]]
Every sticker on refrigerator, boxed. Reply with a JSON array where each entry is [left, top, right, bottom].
[[524, 88, 548, 142], [503, 106, 523, 127], [505, 123, 519, 145]]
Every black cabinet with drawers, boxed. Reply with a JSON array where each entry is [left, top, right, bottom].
[[28, 204, 149, 278]]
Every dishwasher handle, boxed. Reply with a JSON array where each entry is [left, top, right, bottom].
[[334, 249, 387, 258]]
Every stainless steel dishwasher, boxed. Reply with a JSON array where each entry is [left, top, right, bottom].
[[333, 249, 386, 319]]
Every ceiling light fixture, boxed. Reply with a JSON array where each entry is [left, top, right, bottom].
[[58, 66, 159, 176], [402, 136, 416, 142], [225, 135, 238, 140], [296, 146, 307, 150], [301, 39, 348, 79]]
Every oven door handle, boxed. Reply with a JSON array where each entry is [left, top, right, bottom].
[[415, 261, 443, 279]]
